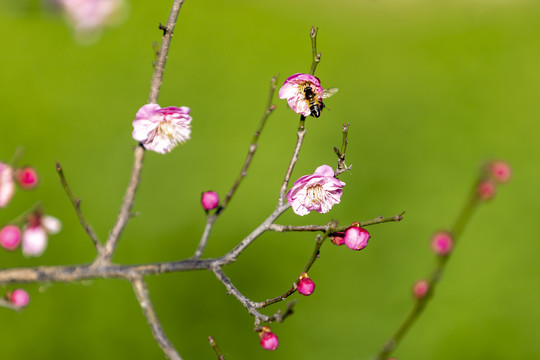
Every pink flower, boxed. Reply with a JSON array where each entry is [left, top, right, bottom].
[[22, 214, 62, 257], [286, 165, 345, 216], [0, 225, 21, 251], [0, 163, 15, 208], [297, 273, 315, 296], [201, 191, 219, 211], [430, 231, 453, 256], [57, 0, 125, 33], [413, 279, 429, 299], [8, 289, 30, 308], [132, 104, 192, 154], [15, 167, 39, 190], [259, 327, 279, 351], [279, 73, 324, 117], [344, 226, 370, 251]]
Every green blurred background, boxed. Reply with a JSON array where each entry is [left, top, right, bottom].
[[0, 0, 538, 359]]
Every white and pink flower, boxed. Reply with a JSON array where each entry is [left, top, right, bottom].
[[0, 163, 15, 208], [22, 214, 62, 257], [278, 73, 324, 117], [286, 165, 345, 216], [57, 0, 126, 33], [132, 104, 192, 154]]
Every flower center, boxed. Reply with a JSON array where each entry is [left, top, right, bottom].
[[306, 184, 324, 204], [157, 122, 175, 140]]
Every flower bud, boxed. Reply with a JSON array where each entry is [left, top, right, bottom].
[[344, 226, 370, 251], [331, 235, 345, 246], [413, 279, 429, 299], [477, 180, 496, 200], [488, 161, 511, 184], [0, 225, 21, 251], [201, 191, 219, 211], [431, 231, 453, 256], [259, 326, 279, 351], [15, 167, 39, 190], [8, 289, 30, 308], [297, 273, 315, 296]]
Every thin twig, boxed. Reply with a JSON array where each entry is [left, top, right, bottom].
[[100, 0, 187, 264], [257, 224, 337, 308], [0, 298, 19, 311], [211, 265, 270, 321], [131, 274, 182, 360], [269, 213, 405, 233], [193, 76, 278, 258], [148, 0, 187, 104], [278, 129, 306, 206], [208, 336, 226, 360], [100, 145, 145, 263], [373, 182, 482, 360], [218, 76, 278, 215], [56, 162, 101, 251], [335, 123, 350, 176], [309, 26, 321, 76]]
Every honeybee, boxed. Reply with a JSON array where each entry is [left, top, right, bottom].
[[303, 86, 339, 118]]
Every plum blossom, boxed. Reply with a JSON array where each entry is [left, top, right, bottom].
[[286, 165, 345, 216], [57, 0, 126, 34], [278, 73, 324, 117], [0, 163, 15, 208], [22, 214, 62, 257], [132, 104, 192, 154]]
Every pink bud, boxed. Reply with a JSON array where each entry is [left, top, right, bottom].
[[201, 191, 219, 211], [413, 279, 429, 299], [344, 226, 370, 251], [431, 231, 453, 256], [259, 327, 279, 351], [297, 273, 315, 296], [15, 167, 39, 190], [9, 289, 30, 308], [477, 180, 496, 200], [488, 161, 511, 184], [0, 225, 21, 251], [331, 235, 345, 246]]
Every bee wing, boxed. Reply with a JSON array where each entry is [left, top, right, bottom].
[[322, 87, 339, 99]]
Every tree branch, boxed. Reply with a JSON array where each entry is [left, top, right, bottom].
[[131, 274, 182, 360]]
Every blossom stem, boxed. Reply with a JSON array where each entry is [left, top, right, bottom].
[[373, 179, 483, 360], [56, 162, 101, 251]]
